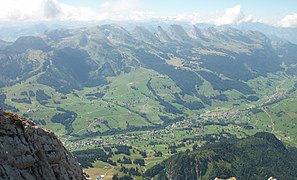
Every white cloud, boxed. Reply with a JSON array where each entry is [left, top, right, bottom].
[[100, 2, 111, 8], [0, 0, 60, 21], [0, 0, 99, 21], [171, 13, 204, 24], [150, 6, 254, 25], [278, 13, 297, 28], [123, 11, 155, 21], [58, 3, 99, 21], [96, 0, 152, 21], [212, 5, 252, 25], [95, 11, 156, 21], [0, 0, 147, 21], [99, 0, 143, 12], [0, 2, 256, 25]]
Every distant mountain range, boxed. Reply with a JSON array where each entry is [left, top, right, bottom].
[[1, 23, 296, 93], [1, 21, 297, 44], [0, 23, 296, 138]]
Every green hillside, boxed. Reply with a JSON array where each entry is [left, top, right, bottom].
[[146, 132, 297, 180]]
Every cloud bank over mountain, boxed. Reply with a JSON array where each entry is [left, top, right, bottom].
[[212, 5, 253, 25], [278, 13, 297, 28], [0, 0, 296, 28]]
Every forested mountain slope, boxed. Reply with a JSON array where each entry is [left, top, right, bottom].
[[146, 132, 297, 180]]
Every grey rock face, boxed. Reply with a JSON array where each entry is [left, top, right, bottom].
[[0, 110, 88, 180]]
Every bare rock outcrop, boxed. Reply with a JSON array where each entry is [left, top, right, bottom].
[[0, 110, 88, 180]]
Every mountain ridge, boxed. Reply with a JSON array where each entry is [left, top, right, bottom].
[[1, 21, 297, 44]]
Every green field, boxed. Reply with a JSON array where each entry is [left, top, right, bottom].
[[2, 67, 297, 179]]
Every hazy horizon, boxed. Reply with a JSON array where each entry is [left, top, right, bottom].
[[0, 0, 296, 28]]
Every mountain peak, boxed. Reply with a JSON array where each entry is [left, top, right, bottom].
[[99, 24, 131, 36], [132, 26, 160, 44], [98, 24, 135, 44], [5, 36, 50, 54], [167, 24, 191, 42], [190, 25, 208, 41], [155, 26, 172, 42]]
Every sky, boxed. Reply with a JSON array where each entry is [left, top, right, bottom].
[[0, 0, 297, 27]]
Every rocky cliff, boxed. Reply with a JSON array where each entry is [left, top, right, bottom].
[[0, 110, 88, 180]]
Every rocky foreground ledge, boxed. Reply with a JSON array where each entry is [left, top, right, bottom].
[[0, 110, 88, 180]]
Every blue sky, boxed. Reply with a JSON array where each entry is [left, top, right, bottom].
[[0, 0, 297, 27]]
